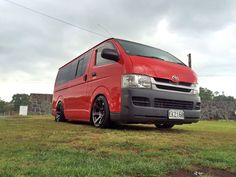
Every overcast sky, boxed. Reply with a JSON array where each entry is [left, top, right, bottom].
[[0, 0, 236, 101]]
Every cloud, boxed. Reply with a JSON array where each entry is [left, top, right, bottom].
[[166, 0, 236, 34], [0, 0, 236, 101]]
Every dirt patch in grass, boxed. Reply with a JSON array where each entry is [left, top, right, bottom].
[[168, 166, 236, 177]]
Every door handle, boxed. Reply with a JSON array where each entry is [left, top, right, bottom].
[[83, 74, 87, 81], [92, 72, 97, 77]]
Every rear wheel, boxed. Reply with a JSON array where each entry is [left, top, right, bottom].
[[155, 123, 174, 129], [92, 96, 111, 128], [55, 102, 66, 122]]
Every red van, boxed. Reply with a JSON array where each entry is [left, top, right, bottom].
[[52, 38, 201, 129]]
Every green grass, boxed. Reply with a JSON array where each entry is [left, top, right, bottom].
[[0, 116, 235, 177]]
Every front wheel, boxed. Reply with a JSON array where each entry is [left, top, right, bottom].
[[155, 123, 174, 129], [91, 96, 111, 128]]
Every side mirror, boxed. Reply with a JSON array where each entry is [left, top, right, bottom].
[[101, 48, 119, 62]]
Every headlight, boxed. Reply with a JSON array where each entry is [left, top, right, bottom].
[[191, 83, 199, 94], [122, 74, 151, 88]]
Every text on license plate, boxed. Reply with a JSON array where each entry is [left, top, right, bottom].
[[168, 110, 184, 119]]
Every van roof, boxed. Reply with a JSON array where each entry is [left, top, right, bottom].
[[59, 38, 115, 70]]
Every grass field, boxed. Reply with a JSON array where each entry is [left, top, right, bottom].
[[0, 116, 235, 177]]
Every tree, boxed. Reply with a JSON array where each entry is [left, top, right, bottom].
[[0, 98, 6, 113], [199, 87, 235, 102], [199, 87, 214, 101], [11, 94, 30, 111], [213, 95, 235, 102], [3, 103, 14, 113], [214, 91, 220, 97]]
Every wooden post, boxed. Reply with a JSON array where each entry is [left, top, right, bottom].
[[188, 53, 192, 68]]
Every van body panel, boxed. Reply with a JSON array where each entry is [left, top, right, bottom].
[[63, 77, 88, 120], [86, 47, 123, 114], [129, 56, 197, 83]]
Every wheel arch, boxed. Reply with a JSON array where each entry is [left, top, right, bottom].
[[52, 96, 65, 116], [89, 87, 112, 123], [56, 95, 64, 107]]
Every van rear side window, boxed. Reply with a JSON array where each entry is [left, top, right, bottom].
[[56, 51, 91, 85], [56, 60, 77, 85]]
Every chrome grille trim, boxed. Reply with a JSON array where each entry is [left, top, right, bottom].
[[151, 78, 194, 93]]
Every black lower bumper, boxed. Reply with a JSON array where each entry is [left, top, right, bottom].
[[110, 88, 201, 124]]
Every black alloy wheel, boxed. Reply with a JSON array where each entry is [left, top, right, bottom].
[[92, 96, 111, 128]]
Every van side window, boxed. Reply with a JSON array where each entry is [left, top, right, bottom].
[[96, 42, 116, 66], [56, 59, 77, 85], [76, 52, 91, 77], [55, 68, 65, 85]]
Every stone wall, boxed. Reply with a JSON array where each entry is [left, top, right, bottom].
[[28, 94, 52, 115], [201, 100, 236, 120]]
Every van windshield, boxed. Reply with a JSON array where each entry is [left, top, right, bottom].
[[116, 39, 185, 65]]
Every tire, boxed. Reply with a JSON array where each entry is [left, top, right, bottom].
[[55, 102, 66, 122], [91, 96, 111, 128], [155, 123, 174, 129]]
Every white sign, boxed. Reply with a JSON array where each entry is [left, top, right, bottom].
[[19, 106, 28, 116]]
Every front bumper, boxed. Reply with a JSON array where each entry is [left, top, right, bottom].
[[110, 88, 201, 124]]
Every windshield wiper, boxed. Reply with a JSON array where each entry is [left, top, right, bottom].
[[135, 55, 164, 61], [135, 55, 186, 66], [175, 62, 186, 66]]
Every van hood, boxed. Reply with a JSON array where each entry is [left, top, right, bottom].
[[129, 56, 198, 84]]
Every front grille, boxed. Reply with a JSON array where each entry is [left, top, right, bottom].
[[156, 85, 191, 93], [153, 77, 192, 93], [154, 78, 192, 87], [132, 97, 150, 107], [154, 98, 194, 110]]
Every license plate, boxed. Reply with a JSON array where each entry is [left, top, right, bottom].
[[168, 110, 184, 119]]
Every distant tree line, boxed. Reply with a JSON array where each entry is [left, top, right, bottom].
[[0, 94, 30, 114], [199, 87, 235, 101]]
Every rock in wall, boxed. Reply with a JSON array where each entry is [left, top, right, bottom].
[[201, 100, 236, 120], [28, 94, 52, 115]]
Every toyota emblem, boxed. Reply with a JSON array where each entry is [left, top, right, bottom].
[[171, 75, 179, 83]]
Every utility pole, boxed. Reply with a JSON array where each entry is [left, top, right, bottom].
[[188, 53, 192, 68]]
